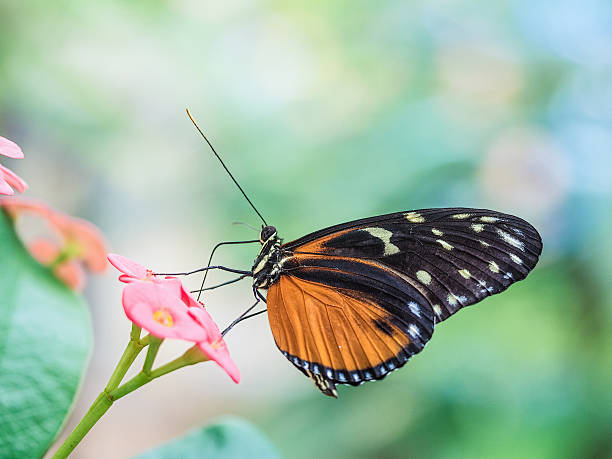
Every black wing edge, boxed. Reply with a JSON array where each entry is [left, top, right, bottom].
[[283, 207, 542, 252]]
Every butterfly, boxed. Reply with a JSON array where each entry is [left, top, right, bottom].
[[247, 208, 542, 397], [185, 110, 543, 398]]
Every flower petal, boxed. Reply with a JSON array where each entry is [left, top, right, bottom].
[[54, 261, 86, 291], [0, 176, 14, 195], [0, 165, 27, 193], [28, 238, 61, 265], [188, 305, 221, 340], [108, 253, 148, 279], [178, 283, 205, 310], [189, 307, 240, 383], [0, 197, 52, 219], [197, 340, 240, 383], [0, 136, 24, 159], [122, 282, 208, 341]]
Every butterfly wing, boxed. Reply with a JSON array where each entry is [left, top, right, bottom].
[[267, 256, 435, 397], [267, 208, 542, 396], [284, 208, 542, 321]]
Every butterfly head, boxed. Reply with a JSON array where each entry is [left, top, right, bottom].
[[259, 225, 277, 244]]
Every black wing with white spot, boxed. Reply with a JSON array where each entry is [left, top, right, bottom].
[[284, 208, 542, 322]]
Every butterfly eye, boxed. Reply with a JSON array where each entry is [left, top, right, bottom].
[[260, 225, 277, 243]]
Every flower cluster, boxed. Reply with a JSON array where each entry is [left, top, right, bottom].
[[108, 254, 240, 383], [1, 198, 107, 290], [0, 136, 27, 195]]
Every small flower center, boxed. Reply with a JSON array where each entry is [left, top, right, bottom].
[[153, 308, 174, 327], [139, 269, 155, 281]]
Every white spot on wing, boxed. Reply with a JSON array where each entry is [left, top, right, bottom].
[[408, 301, 421, 317], [363, 227, 400, 256], [471, 223, 485, 233], [480, 216, 499, 223], [489, 261, 500, 273], [479, 240, 490, 247], [404, 212, 425, 223], [510, 254, 523, 264], [458, 269, 471, 279], [497, 229, 525, 251], [408, 324, 421, 338], [447, 293, 458, 306], [416, 270, 432, 285], [432, 304, 442, 317], [432, 228, 443, 236], [437, 239, 453, 250], [452, 213, 471, 219]]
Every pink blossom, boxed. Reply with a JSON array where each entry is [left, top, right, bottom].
[[113, 253, 240, 383], [0, 136, 27, 195], [0, 197, 107, 289], [122, 282, 209, 341], [50, 214, 107, 272], [29, 238, 86, 291]]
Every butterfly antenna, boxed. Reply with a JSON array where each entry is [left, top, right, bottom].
[[186, 108, 268, 226], [232, 221, 259, 232]]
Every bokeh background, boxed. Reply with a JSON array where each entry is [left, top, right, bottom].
[[2, 0, 612, 458]]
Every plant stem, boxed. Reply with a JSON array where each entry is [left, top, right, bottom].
[[52, 344, 209, 458], [130, 323, 141, 341], [52, 392, 113, 459], [105, 337, 144, 392], [52, 328, 148, 458], [142, 337, 162, 375], [111, 345, 207, 400]]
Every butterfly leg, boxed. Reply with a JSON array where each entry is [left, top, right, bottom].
[[191, 273, 250, 293], [221, 297, 261, 336], [231, 308, 268, 324], [156, 265, 252, 276]]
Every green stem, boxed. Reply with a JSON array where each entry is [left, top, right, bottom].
[[52, 392, 113, 459], [104, 338, 144, 392], [52, 328, 148, 458], [52, 340, 207, 458], [111, 345, 207, 400], [130, 323, 142, 341], [143, 337, 162, 375]]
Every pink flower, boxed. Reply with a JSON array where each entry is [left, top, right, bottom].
[[29, 238, 86, 291], [50, 214, 107, 272], [122, 282, 209, 341], [114, 254, 240, 383], [0, 136, 27, 195], [190, 307, 240, 383], [0, 197, 107, 290]]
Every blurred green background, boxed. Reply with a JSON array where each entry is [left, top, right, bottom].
[[2, 1, 611, 458]]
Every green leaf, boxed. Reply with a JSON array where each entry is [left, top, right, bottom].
[[0, 212, 92, 458], [136, 417, 281, 459]]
